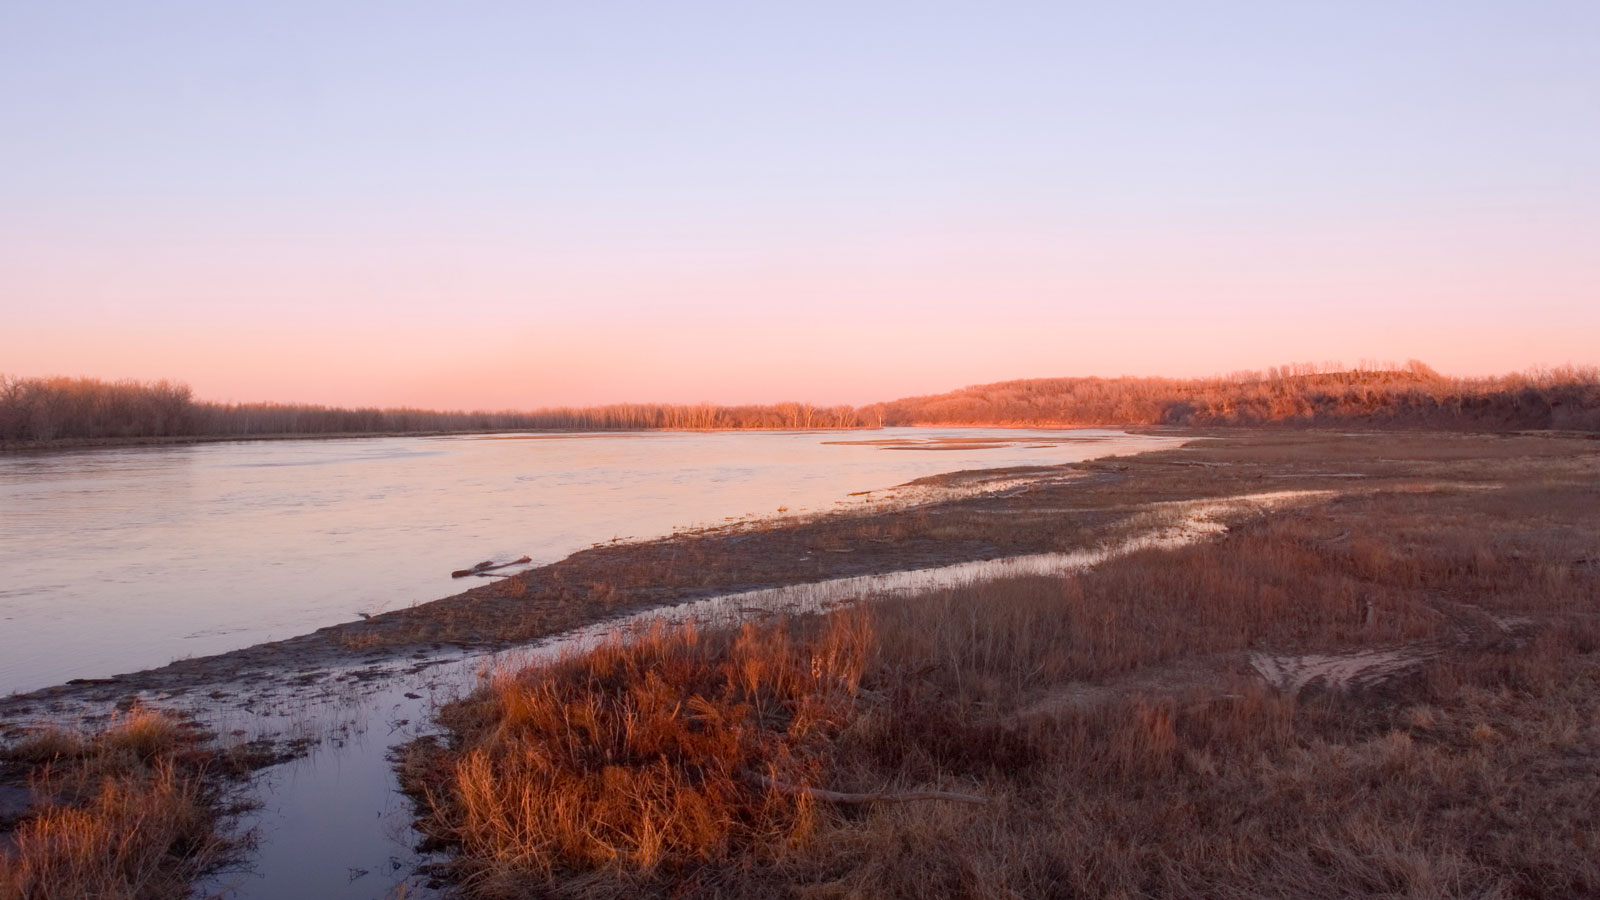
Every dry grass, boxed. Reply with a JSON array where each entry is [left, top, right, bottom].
[[404, 615, 871, 896], [0, 707, 239, 900], [404, 435, 1600, 898]]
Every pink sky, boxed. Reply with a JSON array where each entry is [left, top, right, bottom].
[[5, 3, 1597, 408], [5, 213, 1596, 409]]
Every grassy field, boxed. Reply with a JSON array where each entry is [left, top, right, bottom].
[[400, 431, 1600, 898]]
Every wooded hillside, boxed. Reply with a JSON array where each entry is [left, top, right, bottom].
[[877, 362, 1600, 431]]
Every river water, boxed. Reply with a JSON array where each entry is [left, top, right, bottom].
[[0, 428, 1174, 696]]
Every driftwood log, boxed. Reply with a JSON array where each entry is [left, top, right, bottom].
[[451, 555, 533, 578], [748, 772, 989, 806]]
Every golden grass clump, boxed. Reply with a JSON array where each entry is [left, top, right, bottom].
[[406, 614, 870, 889], [0, 707, 231, 900], [2, 762, 210, 900]]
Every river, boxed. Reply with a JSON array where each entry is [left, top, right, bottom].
[[0, 428, 1175, 695]]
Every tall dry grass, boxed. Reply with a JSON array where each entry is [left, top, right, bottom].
[[405, 615, 870, 895], [0, 708, 233, 900]]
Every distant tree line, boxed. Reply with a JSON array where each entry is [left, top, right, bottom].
[[0, 375, 867, 442], [4, 362, 1599, 444], [876, 361, 1600, 431]]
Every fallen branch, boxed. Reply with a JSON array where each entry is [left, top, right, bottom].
[[451, 555, 532, 578], [748, 772, 989, 805]]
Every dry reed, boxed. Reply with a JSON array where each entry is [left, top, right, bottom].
[[0, 707, 236, 900], [404, 615, 870, 895]]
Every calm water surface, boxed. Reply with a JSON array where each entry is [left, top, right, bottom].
[[0, 428, 1170, 695]]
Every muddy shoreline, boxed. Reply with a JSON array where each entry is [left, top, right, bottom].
[[0, 464, 1120, 720], [4, 427, 1585, 727]]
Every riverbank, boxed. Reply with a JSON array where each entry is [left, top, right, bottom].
[[2, 429, 1597, 898], [406, 428, 1600, 897], [0, 429, 551, 453], [0, 427, 850, 453], [7, 422, 1595, 455], [2, 428, 1586, 715]]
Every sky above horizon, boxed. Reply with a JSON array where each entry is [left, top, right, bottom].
[[3, 2, 1598, 408]]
